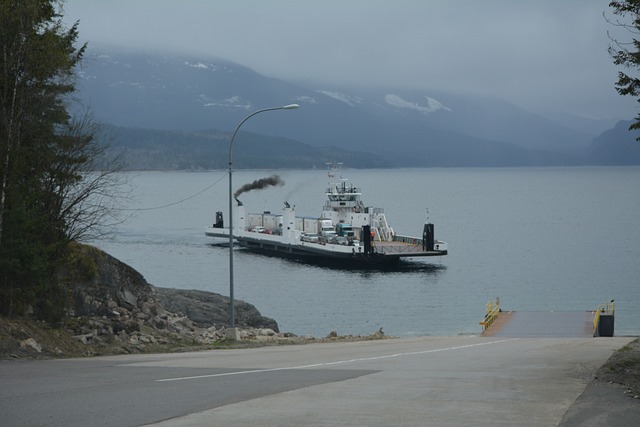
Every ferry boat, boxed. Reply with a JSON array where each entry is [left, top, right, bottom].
[[205, 165, 447, 266]]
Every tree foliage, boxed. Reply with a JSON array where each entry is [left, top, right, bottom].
[[608, 0, 640, 140], [0, 0, 119, 321]]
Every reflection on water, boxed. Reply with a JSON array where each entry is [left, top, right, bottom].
[[231, 247, 448, 273]]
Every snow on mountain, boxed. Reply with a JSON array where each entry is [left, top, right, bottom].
[[198, 94, 252, 110], [384, 94, 452, 115], [184, 61, 212, 70], [74, 47, 634, 166], [294, 95, 318, 104], [316, 90, 363, 107]]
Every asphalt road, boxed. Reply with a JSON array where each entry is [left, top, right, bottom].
[[0, 336, 635, 427]]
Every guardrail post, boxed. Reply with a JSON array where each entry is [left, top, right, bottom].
[[480, 297, 501, 333]]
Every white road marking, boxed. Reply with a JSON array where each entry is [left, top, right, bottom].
[[156, 338, 518, 382]]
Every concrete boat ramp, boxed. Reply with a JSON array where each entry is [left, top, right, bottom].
[[479, 299, 616, 339], [483, 310, 596, 338]]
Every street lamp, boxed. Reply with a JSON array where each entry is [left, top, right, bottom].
[[227, 104, 299, 337]]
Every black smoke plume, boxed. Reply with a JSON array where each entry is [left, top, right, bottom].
[[234, 175, 285, 198]]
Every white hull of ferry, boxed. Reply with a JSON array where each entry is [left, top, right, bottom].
[[205, 167, 448, 266]]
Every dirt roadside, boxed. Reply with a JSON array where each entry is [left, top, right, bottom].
[[0, 316, 390, 360], [560, 337, 640, 426], [596, 337, 640, 397]]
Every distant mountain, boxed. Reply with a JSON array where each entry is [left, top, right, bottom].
[[583, 120, 640, 165], [541, 111, 620, 141], [76, 47, 634, 168], [100, 125, 390, 170]]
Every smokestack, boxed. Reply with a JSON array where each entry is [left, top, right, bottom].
[[234, 175, 285, 198]]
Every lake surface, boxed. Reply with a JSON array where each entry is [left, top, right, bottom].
[[89, 167, 640, 338]]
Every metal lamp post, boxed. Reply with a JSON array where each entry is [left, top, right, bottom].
[[227, 104, 299, 337]]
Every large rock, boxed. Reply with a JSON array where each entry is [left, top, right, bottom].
[[63, 244, 279, 335], [152, 287, 279, 332], [1, 245, 293, 359]]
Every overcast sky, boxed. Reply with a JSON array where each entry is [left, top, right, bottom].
[[63, 0, 637, 120]]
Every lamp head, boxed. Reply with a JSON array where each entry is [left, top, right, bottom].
[[282, 104, 300, 110]]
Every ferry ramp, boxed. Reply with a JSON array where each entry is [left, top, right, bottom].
[[483, 310, 596, 338]]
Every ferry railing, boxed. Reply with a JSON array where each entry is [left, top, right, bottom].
[[377, 243, 425, 254], [593, 300, 615, 337], [479, 297, 501, 333], [393, 235, 424, 246]]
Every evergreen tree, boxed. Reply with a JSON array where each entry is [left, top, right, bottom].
[[0, 0, 105, 321], [608, 0, 640, 140]]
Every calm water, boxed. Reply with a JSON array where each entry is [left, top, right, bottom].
[[90, 167, 640, 337]]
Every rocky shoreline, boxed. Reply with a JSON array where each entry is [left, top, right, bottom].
[[0, 244, 389, 359]]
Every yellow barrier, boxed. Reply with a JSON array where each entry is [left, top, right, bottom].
[[479, 297, 501, 333], [593, 300, 615, 337]]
